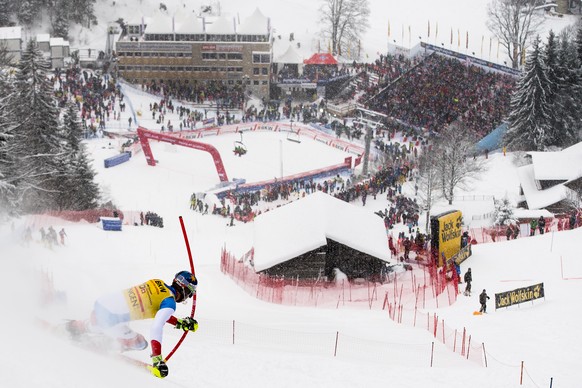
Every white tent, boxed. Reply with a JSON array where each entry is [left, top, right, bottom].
[[237, 8, 269, 35], [275, 44, 304, 64]]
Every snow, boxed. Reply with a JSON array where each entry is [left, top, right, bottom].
[[3, 1, 582, 388], [528, 141, 582, 181], [3, 117, 582, 387]]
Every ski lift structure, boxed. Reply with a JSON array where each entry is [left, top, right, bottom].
[[233, 131, 247, 156], [286, 119, 301, 143]]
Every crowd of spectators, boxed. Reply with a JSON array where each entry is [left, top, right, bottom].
[[141, 79, 246, 110], [364, 53, 516, 138], [52, 68, 122, 137]]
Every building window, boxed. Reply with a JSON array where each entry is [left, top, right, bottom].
[[261, 80, 268, 85], [253, 80, 259, 85], [252, 52, 270, 63], [261, 67, 268, 75]]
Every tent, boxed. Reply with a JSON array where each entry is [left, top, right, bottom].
[[303, 53, 337, 65], [275, 44, 304, 64]]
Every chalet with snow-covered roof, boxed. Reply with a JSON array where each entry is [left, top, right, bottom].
[[253, 191, 392, 281], [517, 141, 582, 213], [115, 7, 272, 98], [36, 34, 51, 55], [49, 37, 70, 69], [0, 26, 23, 64]]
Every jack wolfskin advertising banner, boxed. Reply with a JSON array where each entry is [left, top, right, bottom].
[[495, 283, 545, 310], [430, 210, 463, 266]]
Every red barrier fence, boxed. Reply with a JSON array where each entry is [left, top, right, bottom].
[[220, 246, 484, 365]]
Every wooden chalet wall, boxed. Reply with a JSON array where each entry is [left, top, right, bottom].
[[260, 238, 386, 282]]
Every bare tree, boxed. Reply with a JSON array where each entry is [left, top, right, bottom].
[[319, 0, 370, 57], [416, 150, 441, 237], [434, 122, 486, 205], [487, 0, 543, 69]]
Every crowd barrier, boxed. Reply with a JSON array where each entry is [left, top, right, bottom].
[[219, 247, 486, 366]]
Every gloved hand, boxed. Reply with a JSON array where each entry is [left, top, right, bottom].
[[151, 355, 168, 378], [175, 317, 198, 332]]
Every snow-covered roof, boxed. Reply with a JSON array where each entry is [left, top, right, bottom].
[[275, 44, 303, 64], [50, 38, 69, 47], [145, 14, 173, 34], [174, 14, 205, 34], [528, 141, 582, 181], [36, 34, 50, 43], [517, 164, 573, 210], [237, 8, 269, 35], [206, 16, 236, 34], [253, 191, 390, 272], [0, 26, 22, 40]]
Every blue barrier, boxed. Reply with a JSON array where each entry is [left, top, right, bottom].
[[100, 217, 122, 231], [104, 152, 131, 168], [476, 122, 508, 153]]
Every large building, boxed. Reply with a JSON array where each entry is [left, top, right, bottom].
[[114, 8, 272, 98]]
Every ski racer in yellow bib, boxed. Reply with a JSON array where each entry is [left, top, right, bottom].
[[67, 271, 198, 378]]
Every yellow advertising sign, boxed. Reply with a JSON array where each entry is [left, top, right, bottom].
[[438, 211, 463, 265]]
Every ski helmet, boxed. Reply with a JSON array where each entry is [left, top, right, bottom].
[[174, 271, 197, 299]]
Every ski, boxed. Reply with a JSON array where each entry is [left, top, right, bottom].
[[36, 318, 158, 377]]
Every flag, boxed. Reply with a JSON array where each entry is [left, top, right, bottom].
[[466, 31, 469, 49], [388, 20, 391, 37], [427, 20, 430, 38], [497, 40, 500, 59], [318, 40, 321, 53], [450, 28, 453, 45], [481, 35, 484, 56], [408, 25, 411, 46], [435, 22, 438, 40], [328, 40, 331, 54], [457, 29, 460, 47], [402, 24, 404, 41]]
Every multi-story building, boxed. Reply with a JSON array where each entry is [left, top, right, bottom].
[[115, 8, 272, 98]]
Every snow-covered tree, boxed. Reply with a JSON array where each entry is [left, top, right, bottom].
[[487, 0, 543, 69], [416, 149, 441, 236], [493, 197, 517, 226], [434, 121, 485, 205], [51, 2, 70, 39], [9, 40, 68, 213], [0, 63, 17, 215], [0, 0, 12, 27], [504, 36, 554, 151], [56, 102, 100, 210], [17, 0, 37, 26], [551, 34, 582, 148], [319, 0, 370, 58]]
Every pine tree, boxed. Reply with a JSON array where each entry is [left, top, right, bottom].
[[0, 63, 17, 215], [542, 30, 562, 147], [0, 0, 12, 27], [552, 32, 582, 148], [575, 23, 582, 65], [51, 2, 70, 39], [493, 197, 517, 226], [504, 36, 554, 151], [56, 102, 100, 210], [17, 0, 37, 26], [10, 40, 67, 213]]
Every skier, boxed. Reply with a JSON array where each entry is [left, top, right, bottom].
[[479, 289, 490, 313], [59, 228, 67, 245], [463, 268, 472, 296], [67, 271, 198, 378]]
